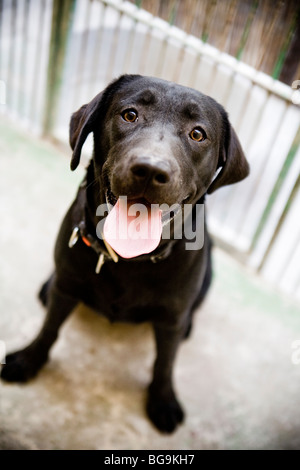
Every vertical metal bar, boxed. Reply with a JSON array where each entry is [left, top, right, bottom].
[[171, 41, 188, 84], [227, 97, 289, 239], [42, 0, 76, 136], [0, 0, 3, 77], [119, 14, 138, 74], [187, 51, 203, 89], [260, 173, 300, 278], [7, 0, 17, 110], [28, 0, 47, 128], [89, 1, 108, 91], [138, 23, 153, 75], [0, 0, 10, 111], [73, 0, 92, 105], [251, 127, 300, 254], [154, 32, 169, 78], [104, 9, 124, 83], [17, 0, 29, 118]]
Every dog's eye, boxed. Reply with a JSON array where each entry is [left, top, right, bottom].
[[189, 127, 206, 142], [122, 109, 138, 123]]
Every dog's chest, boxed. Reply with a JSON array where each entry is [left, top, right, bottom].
[[77, 237, 207, 324], [85, 259, 176, 323]]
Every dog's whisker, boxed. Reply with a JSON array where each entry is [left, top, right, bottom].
[[84, 177, 98, 192]]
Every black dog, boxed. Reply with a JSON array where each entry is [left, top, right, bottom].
[[1, 75, 249, 433]]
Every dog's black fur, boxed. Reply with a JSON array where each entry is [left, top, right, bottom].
[[1, 75, 249, 433]]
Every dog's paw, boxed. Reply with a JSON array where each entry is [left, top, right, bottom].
[[1, 349, 47, 383], [146, 391, 184, 433]]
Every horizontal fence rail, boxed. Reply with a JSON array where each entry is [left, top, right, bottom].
[[0, 0, 300, 301]]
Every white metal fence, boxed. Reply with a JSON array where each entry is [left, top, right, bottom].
[[0, 0, 53, 133], [1, 0, 300, 301]]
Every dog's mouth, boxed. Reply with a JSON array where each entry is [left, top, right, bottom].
[[103, 186, 189, 259], [105, 187, 183, 222]]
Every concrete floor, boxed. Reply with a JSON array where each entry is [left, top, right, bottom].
[[1, 119, 300, 450]]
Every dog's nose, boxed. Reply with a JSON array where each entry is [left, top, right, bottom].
[[130, 159, 171, 186]]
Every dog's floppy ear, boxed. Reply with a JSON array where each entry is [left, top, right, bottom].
[[207, 115, 249, 193], [69, 75, 141, 170], [69, 91, 104, 171]]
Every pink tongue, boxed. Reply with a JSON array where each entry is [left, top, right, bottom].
[[103, 198, 162, 259]]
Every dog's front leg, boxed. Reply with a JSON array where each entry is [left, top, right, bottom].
[[147, 324, 184, 433], [1, 275, 78, 383]]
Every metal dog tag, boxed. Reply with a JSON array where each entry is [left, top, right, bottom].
[[95, 253, 105, 274], [68, 227, 79, 248]]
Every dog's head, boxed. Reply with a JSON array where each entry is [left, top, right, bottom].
[[70, 75, 249, 201], [69, 75, 249, 257]]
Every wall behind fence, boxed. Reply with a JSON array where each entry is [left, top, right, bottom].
[[1, 0, 300, 301], [128, 0, 300, 86]]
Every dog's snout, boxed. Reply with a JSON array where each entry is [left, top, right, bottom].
[[130, 159, 171, 186]]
